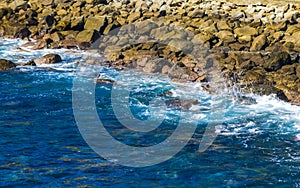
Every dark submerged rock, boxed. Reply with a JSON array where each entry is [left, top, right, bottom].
[[0, 59, 17, 71]]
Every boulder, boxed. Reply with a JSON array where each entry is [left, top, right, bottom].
[[264, 51, 291, 71], [250, 34, 267, 51], [76, 30, 100, 43], [216, 30, 235, 44], [9, 0, 28, 11], [127, 12, 141, 23], [84, 16, 107, 32], [216, 20, 231, 31], [0, 59, 16, 71], [21, 60, 36, 66], [34, 54, 62, 64], [14, 28, 31, 40], [187, 9, 205, 18], [142, 58, 173, 73], [168, 63, 199, 82], [71, 17, 84, 31], [42, 0, 54, 6], [234, 26, 258, 37]]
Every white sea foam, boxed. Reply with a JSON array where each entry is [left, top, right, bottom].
[[1, 38, 300, 137]]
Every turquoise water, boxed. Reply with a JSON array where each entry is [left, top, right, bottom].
[[0, 39, 300, 187]]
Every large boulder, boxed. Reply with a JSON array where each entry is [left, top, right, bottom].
[[76, 30, 100, 43], [250, 34, 268, 51], [216, 30, 235, 44], [14, 28, 31, 40], [264, 51, 291, 71], [0, 59, 16, 71], [234, 26, 258, 41], [34, 54, 62, 64], [9, 0, 28, 11], [127, 12, 141, 23], [84, 16, 107, 32]]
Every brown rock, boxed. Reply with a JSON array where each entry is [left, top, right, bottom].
[[9, 0, 28, 11], [42, 0, 54, 6], [216, 30, 235, 44], [127, 12, 141, 23], [250, 34, 267, 51], [84, 16, 107, 32], [0, 59, 16, 71], [34, 54, 62, 64], [264, 51, 291, 71], [76, 30, 100, 43], [14, 28, 31, 40], [296, 64, 300, 79], [234, 26, 258, 37], [21, 60, 36, 66]]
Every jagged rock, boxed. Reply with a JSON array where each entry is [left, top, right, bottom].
[[34, 54, 62, 64], [216, 20, 231, 31], [44, 15, 55, 27], [42, 0, 54, 6], [70, 17, 84, 31], [141, 58, 173, 73], [9, 0, 28, 11], [234, 26, 258, 37], [76, 30, 100, 43], [14, 28, 31, 40], [187, 9, 205, 18], [0, 8, 12, 19], [264, 51, 291, 71], [0, 59, 16, 71], [84, 16, 107, 32], [250, 34, 267, 51], [168, 63, 199, 82], [127, 11, 141, 22], [216, 30, 235, 44]]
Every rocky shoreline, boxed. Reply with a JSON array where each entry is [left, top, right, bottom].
[[1, 0, 300, 104]]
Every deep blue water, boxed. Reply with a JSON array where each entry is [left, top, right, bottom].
[[0, 39, 300, 187]]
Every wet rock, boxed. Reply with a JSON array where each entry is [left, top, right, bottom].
[[21, 60, 36, 66], [95, 78, 116, 84], [34, 54, 62, 64], [0, 59, 17, 71], [165, 99, 200, 110], [142, 58, 173, 73], [168, 63, 199, 82]]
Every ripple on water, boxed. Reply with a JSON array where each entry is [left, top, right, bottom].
[[0, 39, 299, 187]]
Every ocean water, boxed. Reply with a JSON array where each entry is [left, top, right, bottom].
[[0, 39, 299, 187]]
